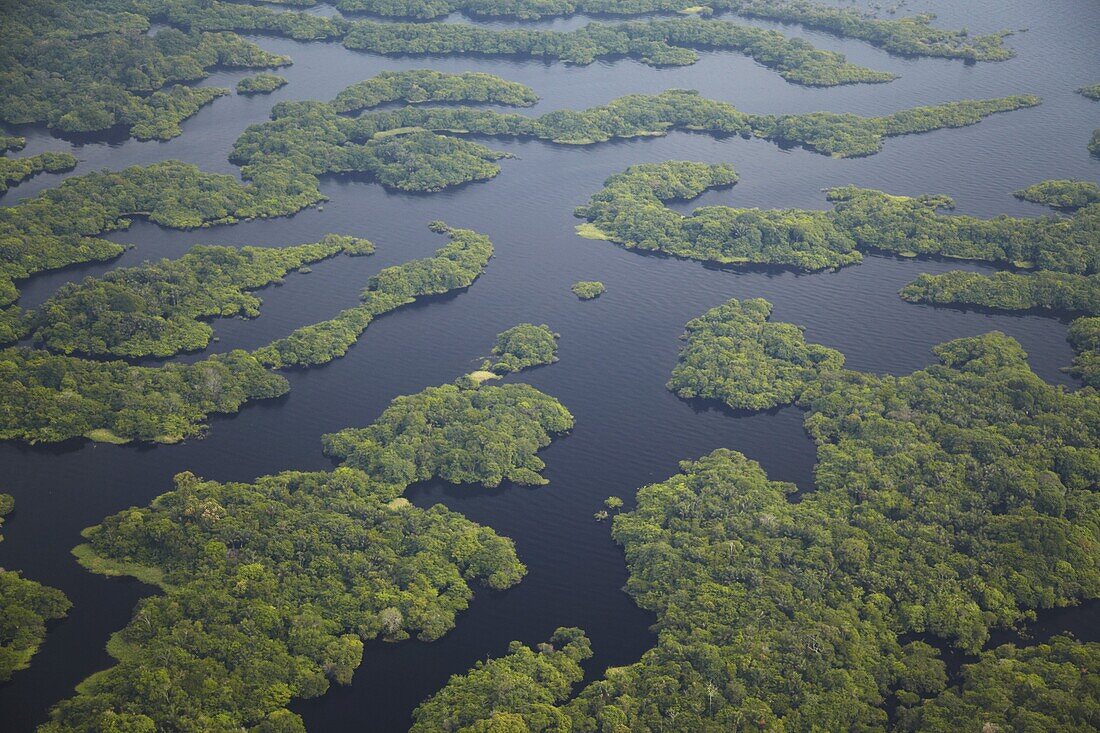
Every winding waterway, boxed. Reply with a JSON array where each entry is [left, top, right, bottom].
[[1, 0, 1098, 729]]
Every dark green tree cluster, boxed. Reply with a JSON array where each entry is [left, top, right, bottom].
[[254, 223, 492, 368], [418, 331, 1100, 731], [409, 628, 592, 733], [325, 0, 1014, 62], [574, 161, 862, 271], [900, 270, 1100, 315], [43, 370, 573, 731], [0, 150, 77, 196], [0, 159, 325, 322], [0, 347, 288, 444], [236, 73, 288, 95], [323, 381, 574, 487], [1090, 129, 1100, 157], [1067, 317, 1100, 388], [897, 635, 1100, 732], [0, 494, 71, 682], [571, 281, 605, 300], [31, 235, 368, 358], [0, 134, 25, 152], [331, 69, 538, 114], [485, 323, 559, 375], [1078, 83, 1100, 101], [1015, 179, 1100, 210], [667, 297, 844, 410], [0, 0, 289, 139]]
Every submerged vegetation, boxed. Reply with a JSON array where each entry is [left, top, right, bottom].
[[668, 298, 844, 410], [577, 163, 1099, 274], [45, 370, 572, 731], [253, 222, 492, 368], [236, 72, 288, 95], [416, 330, 1100, 730], [485, 323, 559, 375], [32, 235, 369, 358], [0, 150, 77, 196], [0, 494, 71, 682]]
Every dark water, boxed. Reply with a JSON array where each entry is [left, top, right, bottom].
[[2, 0, 1099, 730]]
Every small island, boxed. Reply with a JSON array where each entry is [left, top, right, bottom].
[[1014, 179, 1100, 209], [483, 323, 559, 375], [236, 73, 288, 95], [571, 281, 605, 299]]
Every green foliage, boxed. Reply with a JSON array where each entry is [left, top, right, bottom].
[[1091, 129, 1100, 157], [0, 494, 71, 682], [45, 369, 575, 730], [331, 69, 537, 114], [900, 270, 1100, 315], [0, 348, 288, 444], [32, 236, 363, 358], [576, 161, 862, 271], [0, 2, 289, 139], [896, 636, 1100, 732], [0, 150, 77, 195], [668, 297, 844, 410], [410, 628, 592, 733], [236, 73, 288, 95], [328, 0, 1014, 62], [430, 331, 1100, 730], [0, 134, 25, 152], [570, 281, 604, 299], [254, 223, 491, 368], [1067, 316, 1100, 388], [323, 382, 574, 487], [0, 159, 324, 310], [1015, 179, 1100, 210], [1077, 83, 1100, 101], [487, 323, 559, 375]]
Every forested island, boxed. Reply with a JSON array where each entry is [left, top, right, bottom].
[[571, 281, 605, 299], [236, 73, 288, 95], [43, 366, 573, 731], [231, 85, 1037, 197], [667, 297, 844, 410], [482, 323, 559, 375], [30, 236, 370, 358], [331, 69, 538, 113], [0, 495, 70, 683], [1015, 179, 1100, 209], [576, 163, 1098, 273], [410, 325, 1100, 731]]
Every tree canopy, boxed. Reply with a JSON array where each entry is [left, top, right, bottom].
[[485, 323, 559, 375]]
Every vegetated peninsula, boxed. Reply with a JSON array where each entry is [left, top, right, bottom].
[[667, 297, 844, 410], [410, 330, 1100, 731], [576, 162, 1098, 273], [482, 323, 559, 375], [163, 4, 894, 85], [231, 86, 1038, 197], [571, 280, 605, 299], [236, 72, 288, 94], [45, 374, 573, 731], [0, 223, 495, 445], [31, 235, 371, 358], [331, 69, 539, 114], [253, 222, 493, 368], [0, 2, 289, 140], [0, 494, 71, 682], [1014, 179, 1100, 210], [0, 149, 77, 196], [318, 0, 1016, 63], [0, 160, 324, 333]]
